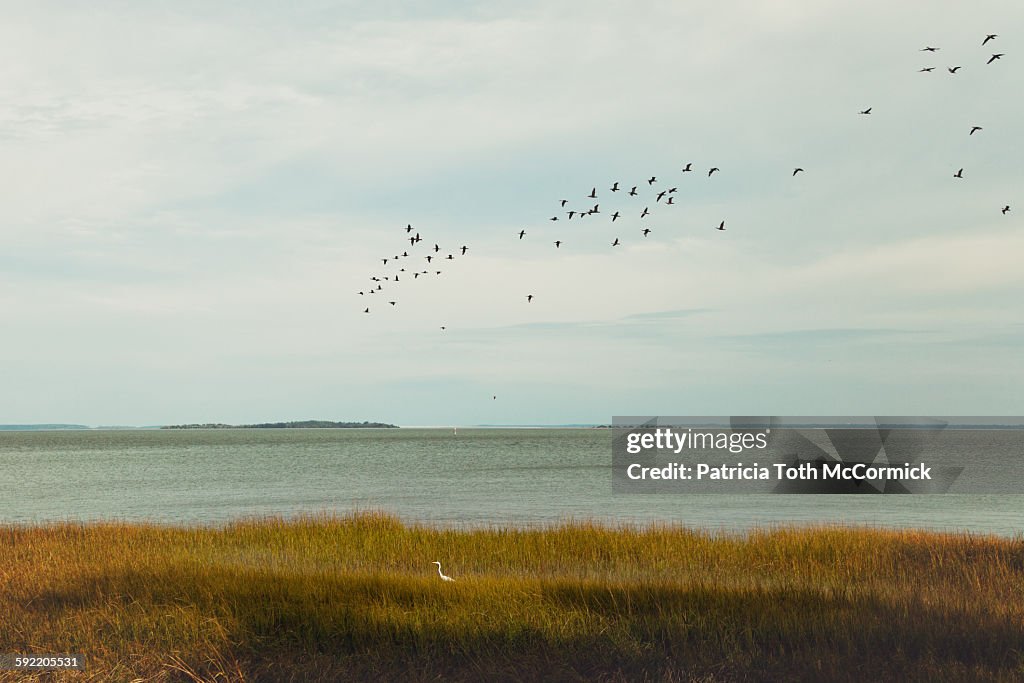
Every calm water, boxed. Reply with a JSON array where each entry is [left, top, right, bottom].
[[1, 428, 1021, 535]]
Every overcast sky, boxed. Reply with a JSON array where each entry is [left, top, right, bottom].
[[1, 1, 1021, 425]]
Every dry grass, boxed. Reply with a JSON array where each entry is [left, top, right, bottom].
[[1, 512, 1023, 682]]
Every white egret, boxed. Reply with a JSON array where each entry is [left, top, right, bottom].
[[432, 561, 455, 582]]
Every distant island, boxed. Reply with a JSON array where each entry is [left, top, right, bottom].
[[161, 420, 398, 429]]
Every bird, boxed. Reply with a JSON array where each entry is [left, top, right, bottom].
[[445, 254, 454, 260], [859, 107, 872, 115], [434, 244, 440, 253], [567, 210, 576, 219], [668, 187, 678, 193], [716, 221, 726, 231], [610, 182, 620, 192], [629, 186, 638, 196], [363, 308, 370, 313], [426, 255, 433, 262], [953, 168, 964, 178], [588, 187, 597, 198], [920, 46, 939, 52], [983, 34, 997, 46], [647, 176, 657, 185], [518, 229, 526, 239], [1002, 205, 1011, 215], [409, 236, 416, 246], [656, 190, 666, 202], [793, 167, 804, 176], [526, 294, 533, 303], [382, 258, 388, 265], [460, 245, 467, 255], [554, 240, 562, 248], [611, 211, 620, 221], [919, 67, 935, 72], [389, 301, 396, 306], [559, 199, 568, 207], [432, 561, 454, 582], [948, 66, 961, 73], [440, 326, 446, 330], [666, 197, 675, 205], [492, 395, 496, 400], [708, 167, 719, 176], [406, 224, 413, 233], [640, 207, 649, 218], [970, 126, 982, 135], [987, 53, 1004, 65], [550, 216, 558, 221], [612, 238, 620, 246], [642, 228, 651, 236], [682, 162, 693, 172]]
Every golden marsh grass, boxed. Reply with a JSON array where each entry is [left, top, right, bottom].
[[1, 512, 1023, 681]]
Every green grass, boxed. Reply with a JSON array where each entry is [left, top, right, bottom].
[[2, 512, 1023, 682]]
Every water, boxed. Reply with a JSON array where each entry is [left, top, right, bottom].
[[1, 428, 1021, 535]]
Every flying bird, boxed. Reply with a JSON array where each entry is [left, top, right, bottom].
[[1002, 205, 1011, 215], [666, 197, 675, 205], [460, 245, 467, 255], [656, 190, 666, 202], [560, 199, 568, 207], [983, 34, 997, 46], [953, 168, 964, 178], [859, 107, 872, 115], [987, 53, 1004, 64], [550, 216, 559, 221], [363, 308, 370, 313], [554, 240, 562, 248], [611, 211, 620, 221], [612, 238, 620, 246], [642, 228, 651, 236], [970, 126, 982, 135], [920, 46, 939, 52], [426, 255, 433, 262], [793, 167, 804, 176], [588, 187, 597, 198], [716, 221, 726, 231], [708, 167, 719, 176], [647, 176, 657, 185], [948, 66, 961, 73], [440, 326, 446, 330], [567, 210, 576, 219], [682, 162, 693, 172], [518, 229, 526, 239], [668, 187, 678, 193], [432, 561, 454, 582], [640, 207, 650, 218], [406, 224, 413, 233], [389, 301, 396, 306], [629, 186, 638, 196], [919, 67, 935, 72], [610, 182, 620, 192], [527, 294, 533, 303], [434, 244, 440, 253]]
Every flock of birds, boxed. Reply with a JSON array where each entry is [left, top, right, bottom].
[[362, 33, 1012, 327], [357, 222, 469, 316], [858, 34, 1011, 213]]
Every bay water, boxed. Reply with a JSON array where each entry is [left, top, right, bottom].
[[1, 428, 1020, 535]]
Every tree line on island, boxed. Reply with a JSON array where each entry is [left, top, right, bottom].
[[161, 420, 398, 429]]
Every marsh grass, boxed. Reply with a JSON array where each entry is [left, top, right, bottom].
[[2, 512, 1023, 681]]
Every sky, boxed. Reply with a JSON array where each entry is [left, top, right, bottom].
[[1, 0, 1021, 426]]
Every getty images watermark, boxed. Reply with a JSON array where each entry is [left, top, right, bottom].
[[612, 417, 1024, 494]]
